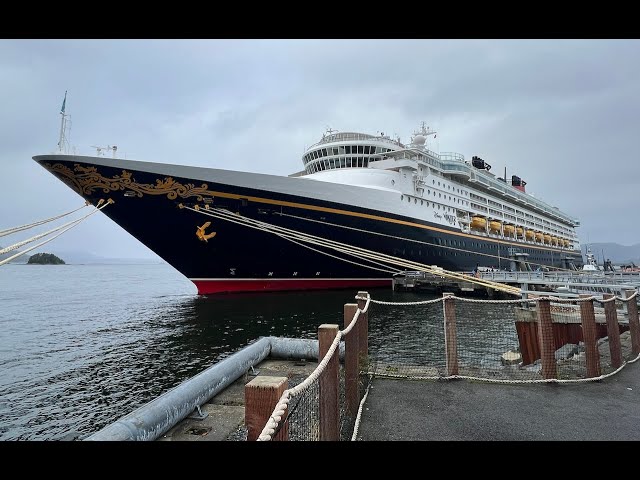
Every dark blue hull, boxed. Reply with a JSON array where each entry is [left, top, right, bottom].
[[35, 157, 584, 293]]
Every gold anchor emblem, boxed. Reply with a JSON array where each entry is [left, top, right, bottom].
[[196, 221, 217, 242]]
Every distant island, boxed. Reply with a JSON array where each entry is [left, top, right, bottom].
[[27, 253, 65, 265]]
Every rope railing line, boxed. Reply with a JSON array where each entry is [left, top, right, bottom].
[[364, 297, 446, 306], [351, 374, 373, 441], [185, 205, 522, 296], [0, 202, 90, 238], [0, 200, 112, 267], [257, 330, 343, 441], [257, 294, 371, 441], [356, 293, 639, 306]]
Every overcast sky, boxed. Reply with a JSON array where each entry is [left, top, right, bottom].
[[1, 39, 638, 261]]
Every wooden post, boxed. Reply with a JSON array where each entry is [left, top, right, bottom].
[[603, 293, 623, 369], [443, 292, 458, 376], [356, 291, 369, 368], [624, 289, 640, 356], [318, 324, 339, 441], [579, 294, 601, 377], [536, 298, 557, 379], [245, 376, 288, 441], [344, 303, 359, 418]]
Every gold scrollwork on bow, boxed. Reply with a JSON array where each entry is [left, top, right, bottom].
[[43, 163, 213, 201]]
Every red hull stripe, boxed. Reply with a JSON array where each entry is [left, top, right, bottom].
[[192, 279, 390, 294]]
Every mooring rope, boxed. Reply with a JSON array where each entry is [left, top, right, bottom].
[[0, 218, 90, 256], [0, 202, 90, 239], [0, 200, 112, 266], [278, 211, 581, 274], [184, 206, 402, 274], [185, 205, 522, 296]]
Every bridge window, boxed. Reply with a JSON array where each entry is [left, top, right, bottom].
[[358, 145, 364, 154]]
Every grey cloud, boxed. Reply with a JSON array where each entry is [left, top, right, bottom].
[[0, 39, 638, 260]]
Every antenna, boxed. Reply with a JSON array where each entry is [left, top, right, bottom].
[[57, 90, 71, 153]]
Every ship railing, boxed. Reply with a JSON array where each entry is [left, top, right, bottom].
[[308, 132, 404, 149], [439, 152, 466, 162]]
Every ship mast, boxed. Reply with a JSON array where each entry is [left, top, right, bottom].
[[57, 90, 69, 153]]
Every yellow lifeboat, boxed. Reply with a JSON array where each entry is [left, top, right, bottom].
[[543, 234, 552, 244], [551, 236, 558, 246], [525, 229, 535, 240], [470, 216, 486, 230], [535, 232, 544, 243], [516, 226, 524, 238], [503, 224, 515, 236], [564, 239, 571, 248], [489, 220, 502, 232]]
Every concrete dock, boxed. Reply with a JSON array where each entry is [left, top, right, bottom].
[[355, 361, 640, 441]]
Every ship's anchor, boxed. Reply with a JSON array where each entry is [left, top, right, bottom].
[[196, 221, 216, 242]]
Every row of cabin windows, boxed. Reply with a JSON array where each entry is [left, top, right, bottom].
[[400, 195, 456, 212], [303, 145, 393, 164], [432, 179, 468, 197], [305, 157, 370, 173]]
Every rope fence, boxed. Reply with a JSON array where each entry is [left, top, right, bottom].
[[365, 290, 640, 384], [248, 288, 639, 441], [249, 290, 640, 441]]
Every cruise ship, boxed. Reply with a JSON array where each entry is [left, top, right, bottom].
[[34, 122, 584, 293]]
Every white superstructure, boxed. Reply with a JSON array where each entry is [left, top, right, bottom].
[[298, 124, 581, 253]]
